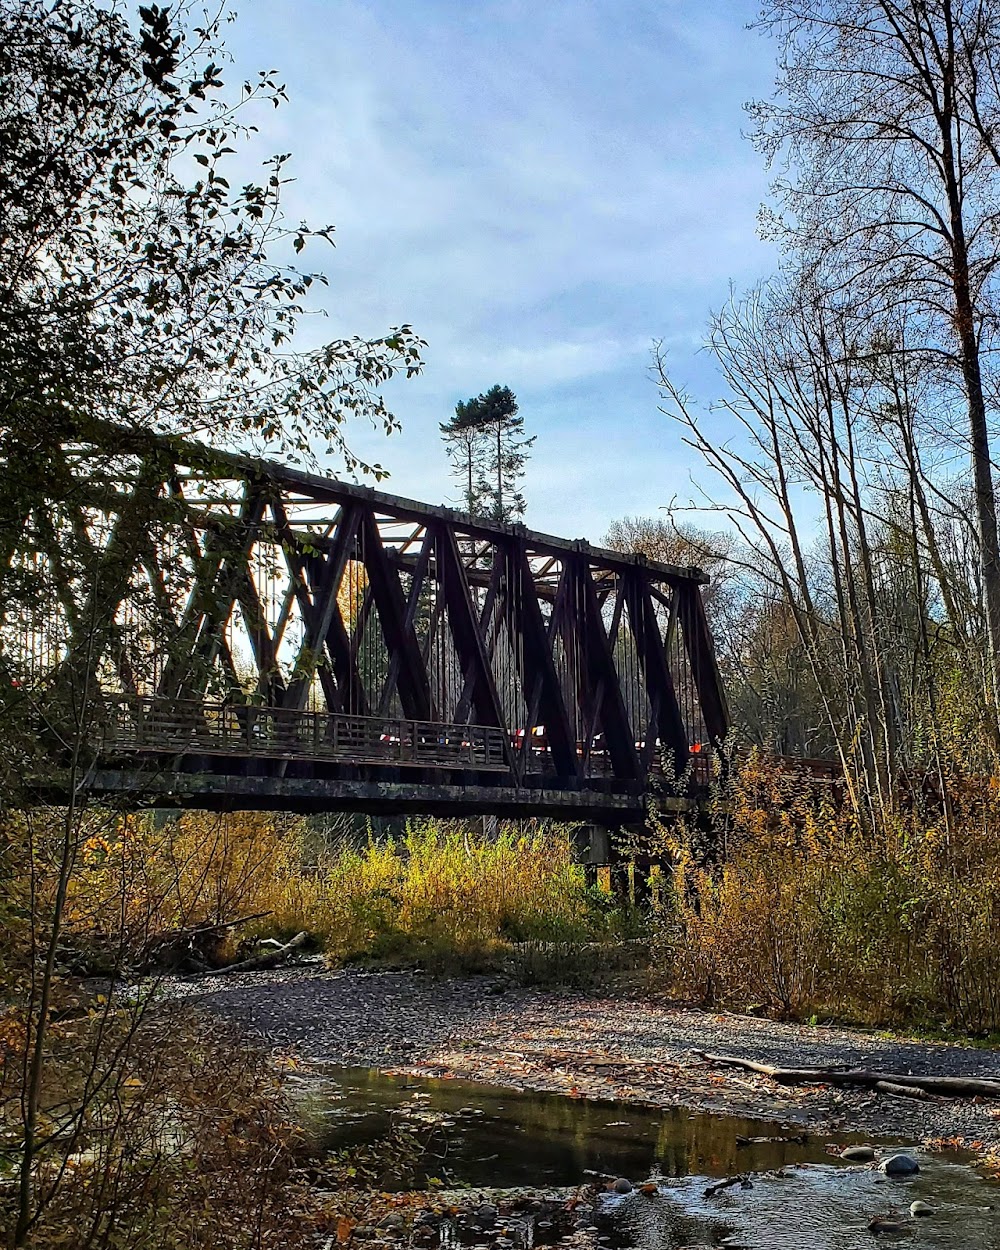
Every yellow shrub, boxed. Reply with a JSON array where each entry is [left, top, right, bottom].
[[661, 756, 1000, 1033]]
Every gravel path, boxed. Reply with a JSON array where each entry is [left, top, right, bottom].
[[175, 964, 1000, 1155]]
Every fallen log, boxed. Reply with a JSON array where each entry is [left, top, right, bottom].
[[873, 1080, 931, 1101], [190, 930, 309, 978], [704, 1173, 751, 1197], [695, 1051, 1000, 1099], [137, 911, 273, 973]]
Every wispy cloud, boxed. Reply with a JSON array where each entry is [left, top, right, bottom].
[[226, 0, 778, 537]]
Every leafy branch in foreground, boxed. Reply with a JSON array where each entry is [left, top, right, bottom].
[[0, 0, 424, 482]]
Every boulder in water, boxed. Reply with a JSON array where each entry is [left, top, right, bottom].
[[868, 1213, 910, 1234], [880, 1154, 920, 1176], [841, 1145, 877, 1162], [612, 1178, 633, 1194]]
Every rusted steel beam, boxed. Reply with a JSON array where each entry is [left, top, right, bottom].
[[360, 508, 433, 722], [507, 539, 580, 781], [624, 572, 689, 778], [433, 523, 517, 776], [676, 582, 730, 745], [576, 559, 641, 782], [280, 501, 361, 712], [375, 527, 433, 717], [157, 483, 266, 701]]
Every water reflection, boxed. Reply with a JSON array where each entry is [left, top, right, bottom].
[[302, 1066, 872, 1187]]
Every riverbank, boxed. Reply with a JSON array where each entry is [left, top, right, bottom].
[[174, 966, 1000, 1159]]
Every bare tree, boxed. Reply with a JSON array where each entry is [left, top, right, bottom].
[[752, 0, 1000, 706], [657, 279, 994, 814]]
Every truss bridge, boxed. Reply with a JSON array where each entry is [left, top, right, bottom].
[[4, 426, 728, 820]]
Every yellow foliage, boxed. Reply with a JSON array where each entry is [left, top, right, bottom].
[[57, 812, 597, 969], [63, 810, 316, 947], [311, 822, 594, 966], [659, 754, 1000, 1033]]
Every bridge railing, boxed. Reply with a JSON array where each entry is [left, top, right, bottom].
[[89, 696, 720, 789], [97, 696, 511, 772]]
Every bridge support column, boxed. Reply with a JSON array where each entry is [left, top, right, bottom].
[[570, 823, 611, 867], [609, 862, 630, 908]]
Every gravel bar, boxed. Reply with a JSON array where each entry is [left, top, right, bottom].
[[173, 964, 1000, 1155]]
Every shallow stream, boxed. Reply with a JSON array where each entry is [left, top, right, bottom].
[[300, 1066, 1000, 1248]]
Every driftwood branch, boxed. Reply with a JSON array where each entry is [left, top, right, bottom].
[[184, 911, 272, 935], [137, 911, 274, 973], [873, 1080, 930, 1101], [695, 1051, 1000, 1099], [190, 930, 309, 978], [704, 1174, 750, 1197]]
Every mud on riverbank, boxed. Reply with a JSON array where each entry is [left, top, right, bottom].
[[173, 965, 1000, 1161]]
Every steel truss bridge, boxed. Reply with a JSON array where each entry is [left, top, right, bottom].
[[4, 426, 728, 821]]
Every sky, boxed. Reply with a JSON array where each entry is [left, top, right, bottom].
[[225, 1, 779, 542]]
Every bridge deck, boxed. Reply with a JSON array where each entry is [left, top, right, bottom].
[[61, 696, 708, 819]]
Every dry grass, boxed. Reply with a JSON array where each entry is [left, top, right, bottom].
[[657, 752, 1000, 1034]]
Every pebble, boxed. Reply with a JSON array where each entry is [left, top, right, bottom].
[[193, 967, 1000, 1148]]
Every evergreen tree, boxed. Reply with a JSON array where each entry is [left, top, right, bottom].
[[439, 399, 491, 515], [441, 384, 534, 521]]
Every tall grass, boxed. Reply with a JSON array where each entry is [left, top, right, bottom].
[[657, 753, 1000, 1034], [59, 814, 611, 974], [310, 822, 599, 968]]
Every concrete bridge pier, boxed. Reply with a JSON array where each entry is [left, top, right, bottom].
[[571, 823, 611, 892], [572, 823, 657, 912]]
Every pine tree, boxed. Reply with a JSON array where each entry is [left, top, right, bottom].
[[439, 399, 491, 515], [441, 385, 534, 522]]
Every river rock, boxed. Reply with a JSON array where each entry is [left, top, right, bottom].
[[880, 1154, 920, 1175], [840, 1145, 876, 1162], [612, 1178, 632, 1194], [910, 1200, 935, 1217]]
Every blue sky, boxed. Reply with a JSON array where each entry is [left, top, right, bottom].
[[226, 1, 779, 541]]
